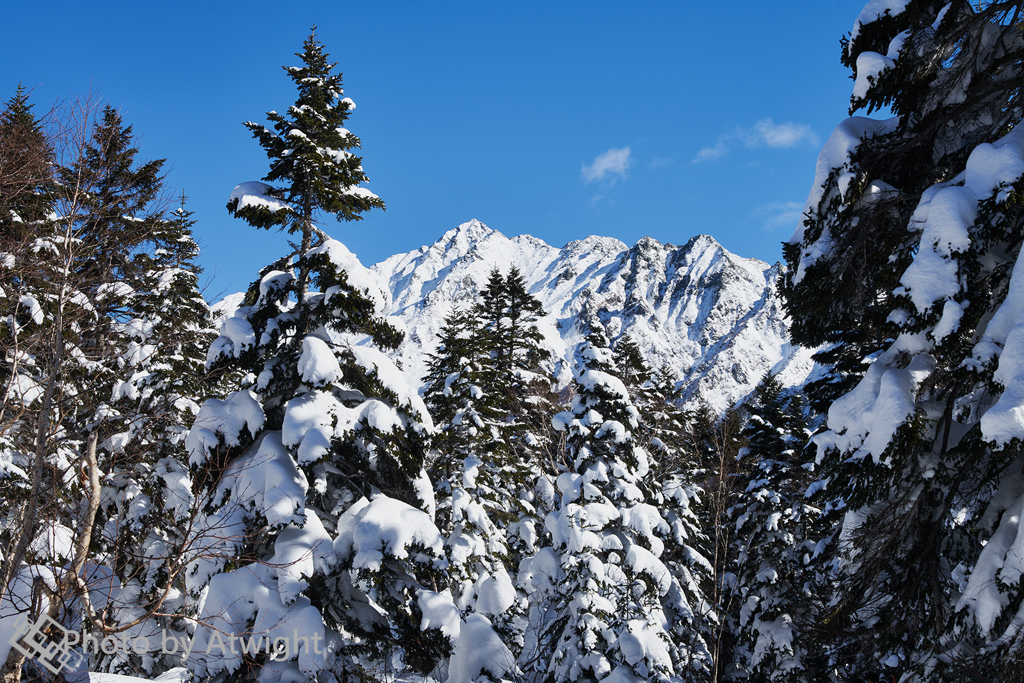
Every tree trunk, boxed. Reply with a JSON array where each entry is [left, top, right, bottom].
[[0, 319, 63, 605], [0, 651, 26, 683]]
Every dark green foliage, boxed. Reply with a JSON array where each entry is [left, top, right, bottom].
[[543, 328, 714, 683], [474, 266, 557, 465], [726, 373, 821, 681], [226, 28, 384, 235], [741, 372, 805, 463], [423, 306, 508, 462], [612, 334, 652, 392], [194, 31, 452, 681], [0, 85, 53, 230], [781, 2, 1024, 677], [0, 92, 218, 678]]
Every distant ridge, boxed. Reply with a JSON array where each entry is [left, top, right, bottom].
[[373, 220, 816, 412]]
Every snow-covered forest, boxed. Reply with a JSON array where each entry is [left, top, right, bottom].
[[5, 2, 1024, 682]]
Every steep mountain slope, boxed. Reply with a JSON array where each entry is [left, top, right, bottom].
[[373, 220, 814, 412]]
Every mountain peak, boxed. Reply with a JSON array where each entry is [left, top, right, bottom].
[[442, 219, 494, 242], [682, 234, 723, 254]]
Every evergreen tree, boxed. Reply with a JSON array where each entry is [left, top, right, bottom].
[[783, 2, 1024, 678], [188, 32, 450, 683], [0, 97, 217, 681], [423, 306, 508, 462], [0, 85, 52, 230], [612, 335, 652, 395], [676, 400, 744, 678], [642, 366, 691, 473], [607, 336, 718, 670], [90, 194, 219, 675], [475, 267, 556, 465], [226, 27, 384, 305], [538, 329, 712, 683], [421, 305, 524, 657], [726, 374, 822, 682]]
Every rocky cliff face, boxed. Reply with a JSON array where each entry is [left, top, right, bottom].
[[373, 220, 815, 413]]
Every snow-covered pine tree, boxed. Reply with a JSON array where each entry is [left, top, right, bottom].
[[90, 194, 219, 676], [539, 329, 712, 683], [608, 336, 717, 673], [611, 337, 688, 473], [475, 267, 556, 466], [472, 268, 558, 587], [784, 2, 1024, 678], [0, 85, 51, 230], [0, 87, 58, 652], [226, 27, 384, 305], [674, 400, 743, 678], [421, 305, 523, 656], [188, 31, 450, 683], [643, 366, 690, 473], [726, 373, 822, 682], [611, 335, 652, 395], [423, 306, 508, 462], [0, 97, 217, 681]]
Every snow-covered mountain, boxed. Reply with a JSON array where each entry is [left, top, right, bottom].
[[373, 219, 815, 412]]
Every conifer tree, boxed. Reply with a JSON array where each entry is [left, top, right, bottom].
[[90, 194, 222, 675], [612, 335, 652, 394], [783, 2, 1024, 678], [726, 373, 822, 682], [421, 305, 523, 653], [0, 85, 52, 230], [0, 96, 217, 681], [226, 27, 384, 306], [471, 268, 557, 580], [642, 366, 690, 472], [423, 306, 507, 462], [188, 31, 450, 682], [539, 329, 712, 683], [475, 267, 555, 464]]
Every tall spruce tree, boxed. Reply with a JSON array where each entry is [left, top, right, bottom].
[[420, 305, 524, 658], [784, 2, 1024, 678], [475, 267, 555, 465], [0, 85, 52, 230], [188, 31, 451, 683], [538, 329, 712, 683], [726, 373, 822, 682], [0, 97, 218, 681]]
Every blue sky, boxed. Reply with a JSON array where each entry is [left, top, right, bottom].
[[3, 1, 868, 298]]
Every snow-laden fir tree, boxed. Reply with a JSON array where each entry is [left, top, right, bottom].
[[88, 194, 219, 676], [0, 98, 218, 681], [475, 267, 556, 466], [187, 31, 454, 683], [610, 335, 717, 674], [533, 328, 712, 683], [472, 267, 558, 578], [0, 85, 51, 231], [612, 337, 689, 474], [725, 373, 824, 682], [423, 306, 509, 462], [784, 2, 1024, 678], [421, 306, 524, 657]]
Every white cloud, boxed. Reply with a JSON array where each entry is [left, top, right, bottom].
[[753, 201, 805, 232], [692, 118, 819, 163], [582, 147, 632, 183], [747, 118, 819, 149], [693, 143, 728, 163]]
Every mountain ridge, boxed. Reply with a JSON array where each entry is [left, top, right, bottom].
[[373, 219, 816, 413]]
